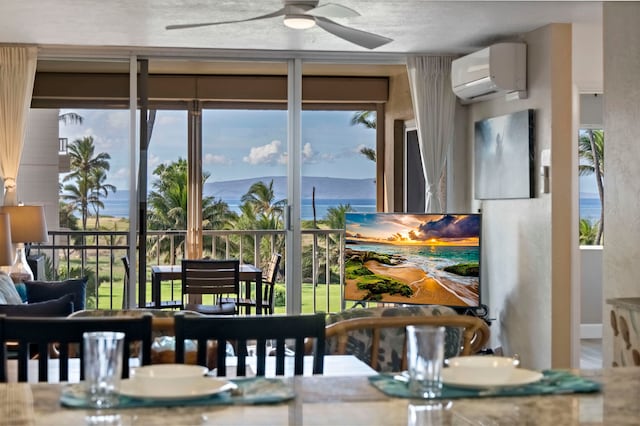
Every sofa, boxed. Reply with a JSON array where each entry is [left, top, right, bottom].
[[0, 272, 85, 317]]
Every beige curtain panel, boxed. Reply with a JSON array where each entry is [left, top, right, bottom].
[[406, 55, 456, 213], [0, 46, 38, 206]]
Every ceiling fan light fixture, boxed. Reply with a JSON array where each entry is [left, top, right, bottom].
[[283, 14, 316, 30]]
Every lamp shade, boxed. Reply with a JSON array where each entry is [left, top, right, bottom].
[[0, 205, 48, 243], [0, 213, 14, 266]]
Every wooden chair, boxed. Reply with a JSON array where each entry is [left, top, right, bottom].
[[0, 314, 153, 382], [181, 259, 239, 315], [174, 312, 325, 377], [324, 313, 490, 372], [121, 255, 130, 309], [221, 253, 282, 315]]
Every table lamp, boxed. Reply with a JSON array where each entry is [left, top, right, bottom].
[[0, 213, 14, 274], [0, 205, 48, 283]]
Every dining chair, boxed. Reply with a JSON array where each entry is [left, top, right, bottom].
[[174, 312, 325, 377], [220, 253, 281, 315], [0, 314, 153, 382], [181, 259, 239, 315], [324, 307, 490, 372]]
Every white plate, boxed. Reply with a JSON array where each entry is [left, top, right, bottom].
[[119, 377, 236, 400], [442, 368, 543, 389]]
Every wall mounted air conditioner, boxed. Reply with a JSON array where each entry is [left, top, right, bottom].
[[451, 42, 527, 103]]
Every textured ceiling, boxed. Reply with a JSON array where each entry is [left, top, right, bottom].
[[0, 1, 602, 56]]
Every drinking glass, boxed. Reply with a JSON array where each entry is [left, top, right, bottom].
[[83, 331, 125, 408], [406, 325, 445, 398], [407, 401, 453, 426]]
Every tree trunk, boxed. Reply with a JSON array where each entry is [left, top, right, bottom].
[[588, 130, 604, 244]]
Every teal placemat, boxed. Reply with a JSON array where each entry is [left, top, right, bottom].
[[369, 370, 601, 400], [60, 377, 294, 409]]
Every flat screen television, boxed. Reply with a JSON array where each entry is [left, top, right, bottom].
[[344, 213, 481, 308]]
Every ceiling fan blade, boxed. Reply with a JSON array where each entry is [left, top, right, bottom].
[[306, 3, 360, 19], [314, 17, 392, 50], [166, 8, 286, 30]]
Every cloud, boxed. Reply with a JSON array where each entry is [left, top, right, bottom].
[[157, 114, 182, 126], [148, 153, 162, 170], [414, 215, 481, 240], [243, 140, 283, 165], [106, 111, 129, 129], [113, 167, 129, 179], [204, 153, 231, 165]]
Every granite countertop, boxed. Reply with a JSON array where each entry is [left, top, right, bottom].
[[606, 297, 640, 311], [1, 368, 637, 425]]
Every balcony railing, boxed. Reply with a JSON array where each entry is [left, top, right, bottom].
[[31, 228, 346, 314]]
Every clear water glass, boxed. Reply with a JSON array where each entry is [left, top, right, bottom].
[[83, 331, 125, 408], [406, 325, 445, 398]]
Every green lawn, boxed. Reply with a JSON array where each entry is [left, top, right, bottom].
[[90, 260, 343, 313]]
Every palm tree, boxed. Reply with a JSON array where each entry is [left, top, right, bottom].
[[147, 158, 235, 261], [579, 129, 604, 244], [350, 111, 376, 129], [58, 111, 83, 125], [89, 168, 116, 228], [62, 136, 111, 230], [350, 111, 377, 162], [240, 180, 286, 225], [579, 219, 599, 245], [324, 204, 354, 230]]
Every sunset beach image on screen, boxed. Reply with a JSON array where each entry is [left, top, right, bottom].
[[344, 213, 481, 308]]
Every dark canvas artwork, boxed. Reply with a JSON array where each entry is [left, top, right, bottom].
[[474, 109, 535, 199]]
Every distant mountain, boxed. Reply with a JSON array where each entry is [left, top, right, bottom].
[[204, 176, 376, 200]]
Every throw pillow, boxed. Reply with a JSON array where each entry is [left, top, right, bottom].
[[25, 277, 88, 311], [0, 293, 75, 317], [0, 272, 23, 305], [15, 283, 28, 302]]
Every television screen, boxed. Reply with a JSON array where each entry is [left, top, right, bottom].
[[344, 213, 481, 308]]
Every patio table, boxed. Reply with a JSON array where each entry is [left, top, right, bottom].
[[150, 263, 263, 313]]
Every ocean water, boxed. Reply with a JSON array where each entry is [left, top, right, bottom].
[[96, 196, 602, 222], [97, 197, 377, 221], [348, 243, 479, 272], [580, 197, 601, 222]]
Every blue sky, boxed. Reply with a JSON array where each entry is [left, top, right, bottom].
[[59, 109, 376, 190], [58, 108, 600, 199]]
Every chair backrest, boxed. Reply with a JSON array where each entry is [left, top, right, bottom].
[[0, 314, 153, 382], [262, 253, 281, 314], [181, 259, 240, 306], [121, 256, 130, 309], [324, 309, 490, 372], [174, 312, 325, 377]]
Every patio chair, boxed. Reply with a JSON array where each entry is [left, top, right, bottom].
[[121, 255, 130, 309], [0, 314, 153, 382], [220, 253, 281, 315], [181, 259, 239, 315], [174, 312, 325, 377], [324, 305, 490, 372]]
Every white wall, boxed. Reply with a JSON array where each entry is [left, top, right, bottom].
[[18, 109, 59, 232], [602, 2, 640, 368], [465, 24, 575, 370], [581, 247, 603, 326], [572, 23, 604, 94]]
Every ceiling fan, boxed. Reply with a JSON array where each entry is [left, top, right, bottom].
[[165, 1, 393, 50]]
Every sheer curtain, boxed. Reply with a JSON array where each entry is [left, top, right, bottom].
[[0, 46, 38, 206], [406, 56, 456, 213]]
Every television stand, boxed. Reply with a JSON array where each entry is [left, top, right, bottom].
[[453, 303, 492, 326]]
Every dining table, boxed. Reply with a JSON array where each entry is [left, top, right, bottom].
[[2, 367, 640, 425], [149, 263, 263, 314]]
